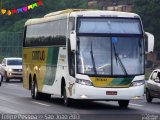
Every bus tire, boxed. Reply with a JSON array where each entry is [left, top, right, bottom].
[[31, 79, 41, 100], [63, 86, 71, 106], [146, 89, 152, 103], [118, 100, 129, 108]]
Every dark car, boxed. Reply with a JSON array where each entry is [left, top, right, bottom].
[[146, 69, 160, 102]]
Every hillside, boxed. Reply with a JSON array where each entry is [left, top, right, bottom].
[[0, 0, 160, 51], [0, 0, 87, 32]]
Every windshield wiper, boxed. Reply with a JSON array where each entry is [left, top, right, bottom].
[[90, 40, 97, 74], [112, 42, 128, 75]]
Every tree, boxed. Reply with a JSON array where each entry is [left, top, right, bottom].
[[132, 0, 160, 51], [0, 0, 87, 32]]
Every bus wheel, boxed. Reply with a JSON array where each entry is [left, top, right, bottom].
[[31, 80, 40, 100], [31, 80, 36, 99], [118, 100, 129, 108], [63, 87, 71, 106], [146, 89, 152, 103]]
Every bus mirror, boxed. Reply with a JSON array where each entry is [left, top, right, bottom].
[[145, 32, 154, 53], [70, 31, 77, 52]]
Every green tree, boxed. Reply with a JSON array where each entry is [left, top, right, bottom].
[[0, 0, 87, 32], [132, 0, 160, 51]]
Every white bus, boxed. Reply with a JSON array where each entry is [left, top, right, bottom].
[[23, 9, 154, 108]]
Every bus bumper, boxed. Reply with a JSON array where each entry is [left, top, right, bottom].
[[71, 84, 144, 100]]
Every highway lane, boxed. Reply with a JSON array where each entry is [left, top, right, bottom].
[[0, 81, 160, 120]]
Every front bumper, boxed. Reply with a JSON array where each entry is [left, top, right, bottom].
[[7, 72, 22, 79], [71, 83, 144, 100]]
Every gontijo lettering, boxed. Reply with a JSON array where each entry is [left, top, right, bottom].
[[32, 50, 45, 61]]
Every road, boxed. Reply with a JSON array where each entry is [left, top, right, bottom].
[[0, 80, 160, 120]]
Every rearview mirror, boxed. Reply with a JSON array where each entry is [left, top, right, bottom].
[[70, 31, 77, 52], [152, 72, 157, 80], [2, 64, 6, 66], [145, 32, 154, 53], [154, 77, 160, 83]]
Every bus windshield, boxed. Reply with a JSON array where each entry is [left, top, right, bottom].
[[77, 18, 142, 34], [77, 18, 144, 76], [77, 37, 144, 76]]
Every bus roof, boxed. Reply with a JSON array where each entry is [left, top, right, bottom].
[[25, 9, 140, 26]]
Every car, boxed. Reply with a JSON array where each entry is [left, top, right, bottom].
[[0, 57, 22, 82], [146, 69, 160, 102]]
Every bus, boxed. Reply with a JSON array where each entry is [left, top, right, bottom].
[[23, 9, 154, 108]]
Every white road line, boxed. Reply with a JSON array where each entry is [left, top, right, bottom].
[[8, 84, 20, 86], [129, 103, 143, 107], [32, 101, 51, 107]]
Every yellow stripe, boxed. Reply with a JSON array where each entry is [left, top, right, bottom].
[[23, 48, 48, 91], [90, 77, 113, 87]]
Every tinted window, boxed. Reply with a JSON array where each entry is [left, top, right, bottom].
[[78, 18, 142, 34], [150, 71, 157, 80], [7, 59, 22, 65], [25, 19, 67, 47]]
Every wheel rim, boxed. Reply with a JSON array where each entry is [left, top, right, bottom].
[[35, 83, 37, 97]]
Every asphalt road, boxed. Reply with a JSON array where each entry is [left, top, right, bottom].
[[0, 80, 160, 120]]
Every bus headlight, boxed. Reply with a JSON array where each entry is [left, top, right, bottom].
[[76, 79, 93, 86], [130, 80, 145, 87]]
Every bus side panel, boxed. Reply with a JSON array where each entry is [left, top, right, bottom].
[[23, 48, 33, 90], [42, 47, 67, 96], [23, 47, 48, 91]]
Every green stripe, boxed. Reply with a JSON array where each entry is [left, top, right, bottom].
[[109, 77, 133, 86], [44, 47, 59, 85]]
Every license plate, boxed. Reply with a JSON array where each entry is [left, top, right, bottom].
[[106, 91, 117, 95]]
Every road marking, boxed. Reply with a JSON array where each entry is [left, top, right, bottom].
[[32, 101, 51, 107], [8, 84, 17, 85], [8, 83, 20, 86], [129, 103, 143, 107], [0, 106, 19, 114]]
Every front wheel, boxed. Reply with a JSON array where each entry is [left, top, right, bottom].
[[146, 89, 152, 103], [1, 76, 3, 82], [4, 72, 9, 82], [118, 100, 129, 108], [63, 87, 72, 106]]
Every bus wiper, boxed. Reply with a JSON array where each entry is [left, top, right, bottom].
[[112, 43, 128, 75], [90, 41, 97, 74]]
